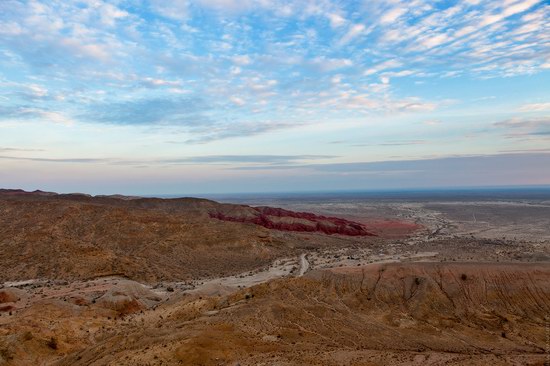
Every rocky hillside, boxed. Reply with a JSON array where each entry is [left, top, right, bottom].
[[0, 190, 385, 283]]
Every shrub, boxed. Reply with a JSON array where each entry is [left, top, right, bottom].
[[46, 337, 58, 350]]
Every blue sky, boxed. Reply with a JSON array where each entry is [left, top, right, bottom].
[[1, 0, 549, 194]]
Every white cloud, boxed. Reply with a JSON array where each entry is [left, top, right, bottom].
[[383, 70, 416, 77], [364, 60, 402, 76], [99, 3, 128, 26], [197, 0, 256, 12], [480, 0, 540, 27], [421, 33, 449, 49], [339, 23, 366, 45], [60, 39, 111, 61], [519, 102, 550, 112], [0, 21, 24, 35], [140, 78, 181, 88], [312, 57, 352, 71], [232, 55, 252, 65], [230, 96, 246, 106], [327, 13, 346, 28], [27, 84, 48, 97], [454, 25, 476, 38], [13, 109, 74, 126], [503, 0, 540, 17], [380, 7, 407, 24], [151, 0, 189, 20]]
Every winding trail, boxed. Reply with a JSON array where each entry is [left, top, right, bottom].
[[298, 253, 310, 277]]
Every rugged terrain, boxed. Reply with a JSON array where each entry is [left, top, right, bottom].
[[0, 190, 399, 283], [0, 189, 549, 365], [72, 262, 550, 365], [1, 263, 548, 365]]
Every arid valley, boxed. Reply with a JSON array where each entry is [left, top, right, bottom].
[[0, 189, 549, 366]]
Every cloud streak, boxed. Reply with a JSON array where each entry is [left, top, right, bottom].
[[494, 116, 550, 138], [229, 153, 550, 179], [0, 154, 336, 166]]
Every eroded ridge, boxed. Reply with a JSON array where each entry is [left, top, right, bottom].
[[209, 206, 376, 236]]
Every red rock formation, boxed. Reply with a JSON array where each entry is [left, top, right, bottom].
[[209, 206, 376, 236]]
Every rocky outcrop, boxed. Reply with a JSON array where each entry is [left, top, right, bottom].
[[209, 206, 376, 236], [95, 280, 163, 315]]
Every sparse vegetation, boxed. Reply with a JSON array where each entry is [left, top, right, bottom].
[[22, 331, 33, 341], [0, 347, 14, 361], [46, 337, 58, 350]]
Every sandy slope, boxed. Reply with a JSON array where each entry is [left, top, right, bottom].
[[3, 262, 547, 365]]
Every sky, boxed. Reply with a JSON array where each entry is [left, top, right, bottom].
[[0, 0, 549, 195]]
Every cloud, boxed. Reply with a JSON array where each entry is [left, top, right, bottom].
[[77, 95, 307, 143], [380, 7, 406, 24], [159, 155, 336, 165], [0, 147, 44, 152], [182, 120, 305, 144], [0, 153, 336, 166], [26, 84, 48, 98], [494, 116, 550, 138], [519, 102, 550, 112], [81, 97, 206, 126], [338, 23, 366, 45], [139, 78, 182, 88], [316, 93, 436, 114], [348, 140, 427, 147], [311, 57, 353, 71], [230, 153, 550, 183], [0, 0, 129, 74], [231, 55, 252, 65], [98, 3, 129, 26], [0, 155, 109, 163], [327, 13, 346, 28], [364, 60, 402, 76], [0, 106, 73, 125], [150, 0, 189, 20], [196, 0, 261, 13], [479, 0, 540, 27], [230, 96, 246, 106]]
